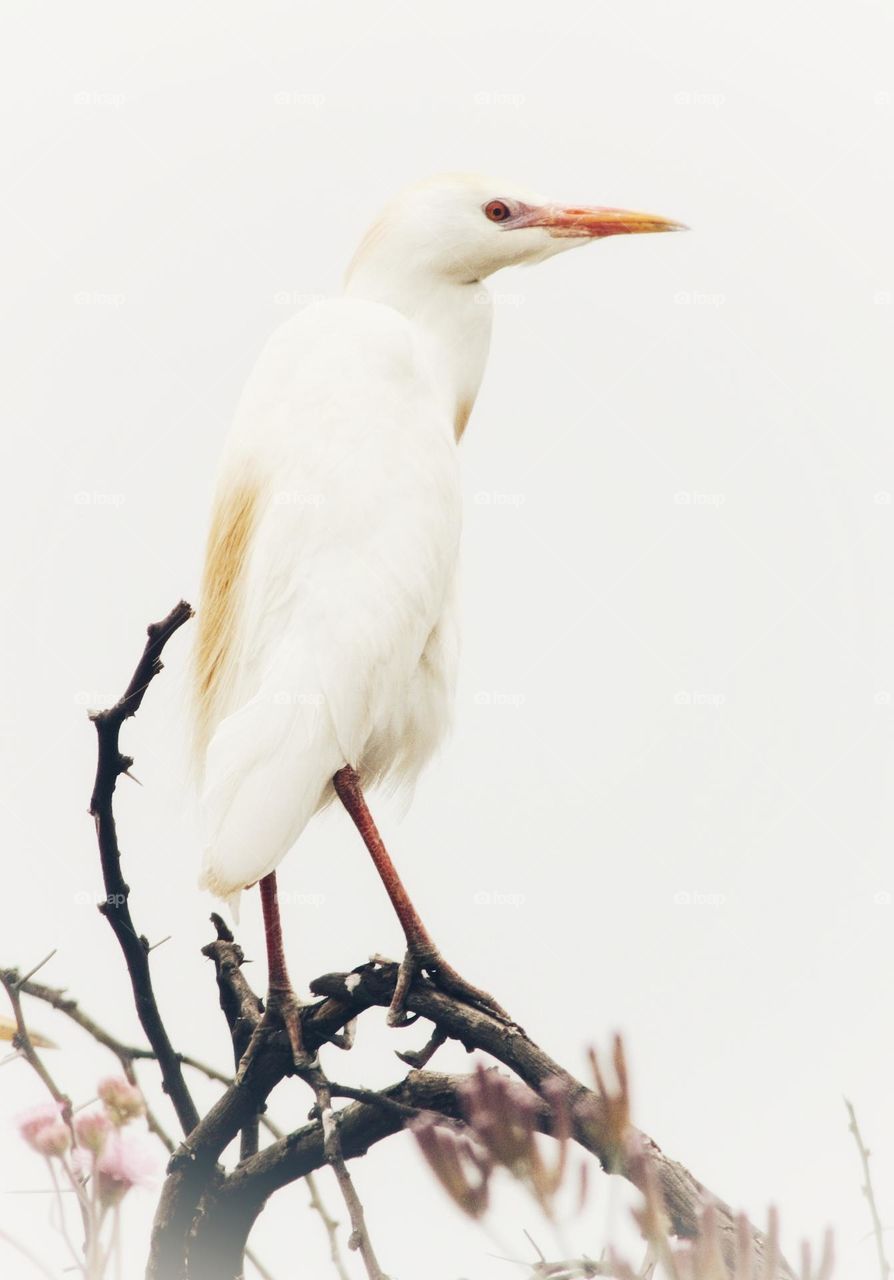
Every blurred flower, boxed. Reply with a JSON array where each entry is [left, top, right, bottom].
[[94, 1130, 162, 1206], [585, 1035, 630, 1172], [32, 1118, 71, 1158], [17, 1101, 70, 1157], [410, 1115, 491, 1218], [98, 1075, 145, 1125], [74, 1106, 111, 1154], [460, 1064, 572, 1215]]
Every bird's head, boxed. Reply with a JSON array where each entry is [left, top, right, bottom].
[[346, 173, 686, 289]]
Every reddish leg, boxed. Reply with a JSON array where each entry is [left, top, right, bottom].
[[253, 871, 307, 1066], [332, 765, 510, 1025]]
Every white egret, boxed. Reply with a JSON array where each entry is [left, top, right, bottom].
[[193, 173, 684, 1060]]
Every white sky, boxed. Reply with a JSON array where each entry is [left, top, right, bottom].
[[2, 1, 893, 1277]]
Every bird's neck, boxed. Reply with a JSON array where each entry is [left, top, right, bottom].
[[344, 269, 492, 440]]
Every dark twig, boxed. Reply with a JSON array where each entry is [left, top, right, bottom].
[[845, 1098, 891, 1280], [300, 1063, 388, 1280], [202, 912, 264, 1161], [23, 974, 232, 1083], [328, 1081, 426, 1122], [0, 968, 69, 1111], [87, 600, 199, 1138], [305, 1172, 352, 1280]]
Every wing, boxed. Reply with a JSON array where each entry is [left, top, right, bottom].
[[194, 300, 460, 906]]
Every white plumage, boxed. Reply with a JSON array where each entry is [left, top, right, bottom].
[[197, 300, 462, 911], [193, 174, 683, 919]]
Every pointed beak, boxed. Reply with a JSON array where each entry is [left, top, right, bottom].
[[523, 204, 688, 239]]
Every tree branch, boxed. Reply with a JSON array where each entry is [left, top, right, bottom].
[[0, 968, 70, 1112], [81, 605, 799, 1280], [299, 1063, 387, 1280], [147, 962, 365, 1278], [845, 1099, 890, 1280], [87, 600, 199, 1138], [309, 963, 796, 1280], [166, 958, 795, 1280], [185, 1069, 468, 1280], [305, 1172, 352, 1280]]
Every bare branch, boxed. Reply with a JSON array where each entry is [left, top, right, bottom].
[[309, 963, 796, 1280], [87, 600, 199, 1138], [845, 1098, 890, 1280], [0, 968, 70, 1112], [300, 1063, 388, 1280], [306, 1172, 352, 1280], [76, 605, 805, 1280]]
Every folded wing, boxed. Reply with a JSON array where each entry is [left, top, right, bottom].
[[194, 300, 460, 907]]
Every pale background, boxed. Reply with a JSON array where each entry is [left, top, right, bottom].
[[2, 1, 893, 1276]]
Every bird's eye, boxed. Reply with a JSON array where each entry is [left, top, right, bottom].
[[484, 199, 512, 223]]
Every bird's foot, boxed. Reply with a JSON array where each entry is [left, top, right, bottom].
[[236, 986, 313, 1082], [386, 944, 512, 1028]]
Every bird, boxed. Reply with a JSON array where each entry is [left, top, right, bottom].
[[192, 173, 684, 1063]]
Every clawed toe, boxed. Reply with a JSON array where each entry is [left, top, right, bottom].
[[386, 947, 511, 1027], [236, 987, 313, 1080]]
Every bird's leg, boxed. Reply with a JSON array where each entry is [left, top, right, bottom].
[[332, 765, 511, 1027], [242, 871, 309, 1070]]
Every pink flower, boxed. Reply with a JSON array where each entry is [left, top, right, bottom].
[[94, 1131, 162, 1206], [97, 1075, 145, 1125], [74, 1107, 111, 1154], [17, 1102, 70, 1157]]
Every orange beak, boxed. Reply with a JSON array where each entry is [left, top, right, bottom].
[[521, 204, 687, 239]]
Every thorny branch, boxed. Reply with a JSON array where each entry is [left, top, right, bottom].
[[8, 602, 819, 1279], [87, 599, 199, 1138], [845, 1099, 891, 1280]]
